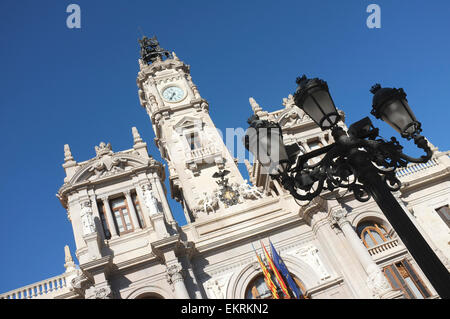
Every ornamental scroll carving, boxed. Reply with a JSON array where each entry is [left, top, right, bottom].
[[88, 142, 128, 178]]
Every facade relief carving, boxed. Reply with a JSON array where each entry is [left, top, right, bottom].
[[366, 264, 392, 298], [80, 201, 96, 236], [204, 272, 233, 299], [88, 142, 128, 178], [85, 285, 113, 299], [286, 244, 331, 282], [193, 191, 219, 217], [232, 179, 265, 200], [141, 184, 161, 216]]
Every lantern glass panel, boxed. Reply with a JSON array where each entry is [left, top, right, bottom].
[[302, 95, 325, 125], [381, 99, 417, 135], [245, 126, 288, 175]]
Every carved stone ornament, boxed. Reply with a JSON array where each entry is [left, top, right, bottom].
[[141, 184, 160, 216], [80, 201, 96, 236], [193, 191, 219, 216], [366, 264, 392, 298], [286, 244, 331, 282], [232, 179, 264, 200], [85, 284, 113, 299], [94, 286, 113, 299], [330, 208, 348, 227], [166, 263, 184, 285], [88, 142, 128, 179], [205, 273, 233, 299]]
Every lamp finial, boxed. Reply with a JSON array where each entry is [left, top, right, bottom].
[[370, 83, 382, 94]]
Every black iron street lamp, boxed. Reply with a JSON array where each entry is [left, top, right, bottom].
[[244, 75, 450, 298]]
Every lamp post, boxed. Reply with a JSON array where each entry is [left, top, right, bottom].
[[244, 75, 450, 298]]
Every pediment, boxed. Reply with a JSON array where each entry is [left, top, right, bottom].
[[69, 153, 150, 185], [277, 109, 305, 128], [173, 116, 204, 133]]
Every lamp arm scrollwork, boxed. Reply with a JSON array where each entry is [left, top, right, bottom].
[[397, 135, 433, 163], [277, 125, 432, 203]]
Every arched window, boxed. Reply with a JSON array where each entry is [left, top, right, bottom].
[[356, 221, 390, 248], [245, 273, 307, 299], [135, 293, 164, 299]]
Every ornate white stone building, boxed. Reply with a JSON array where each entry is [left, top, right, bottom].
[[1, 46, 449, 300]]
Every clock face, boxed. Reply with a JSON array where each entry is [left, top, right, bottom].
[[162, 86, 185, 102]]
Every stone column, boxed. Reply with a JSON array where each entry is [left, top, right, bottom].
[[90, 195, 105, 241], [101, 196, 118, 238], [319, 134, 327, 146], [166, 262, 190, 299], [135, 184, 153, 228], [124, 190, 142, 230], [330, 209, 395, 298], [153, 178, 176, 226]]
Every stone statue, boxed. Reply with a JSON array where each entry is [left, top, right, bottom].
[[237, 180, 264, 199], [142, 184, 159, 215], [80, 201, 96, 236], [138, 36, 171, 65], [196, 192, 218, 215]]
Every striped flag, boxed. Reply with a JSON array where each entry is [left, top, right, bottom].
[[269, 239, 303, 299], [261, 240, 291, 299], [252, 244, 279, 299]]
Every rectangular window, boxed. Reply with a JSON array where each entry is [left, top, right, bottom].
[[110, 196, 134, 235], [308, 140, 322, 151], [186, 132, 201, 150], [383, 259, 431, 299], [435, 205, 450, 228]]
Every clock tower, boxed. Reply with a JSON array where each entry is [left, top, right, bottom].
[[136, 37, 255, 223]]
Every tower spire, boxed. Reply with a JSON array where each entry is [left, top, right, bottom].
[[64, 245, 76, 273], [64, 144, 74, 163], [132, 126, 143, 145], [249, 97, 262, 114]]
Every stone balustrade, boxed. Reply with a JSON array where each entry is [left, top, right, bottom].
[[367, 238, 400, 257], [395, 158, 439, 178], [0, 273, 70, 299], [187, 145, 217, 161]]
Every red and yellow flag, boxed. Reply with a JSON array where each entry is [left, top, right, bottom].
[[255, 251, 279, 299], [261, 240, 291, 299]]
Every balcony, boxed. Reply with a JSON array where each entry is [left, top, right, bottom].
[[185, 144, 223, 174], [186, 145, 218, 162], [395, 158, 439, 178], [0, 272, 73, 299], [367, 238, 406, 262]]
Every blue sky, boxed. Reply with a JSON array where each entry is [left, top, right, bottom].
[[0, 0, 449, 293]]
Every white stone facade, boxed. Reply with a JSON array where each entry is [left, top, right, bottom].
[[1, 51, 449, 300]]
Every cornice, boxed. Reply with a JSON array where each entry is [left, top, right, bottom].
[[57, 156, 165, 208], [137, 59, 190, 87]]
